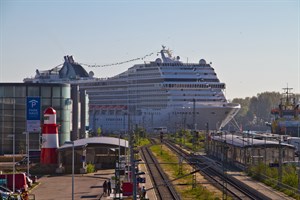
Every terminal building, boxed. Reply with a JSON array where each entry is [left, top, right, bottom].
[[0, 82, 88, 155], [208, 133, 296, 168]]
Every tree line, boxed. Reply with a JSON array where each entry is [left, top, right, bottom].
[[229, 91, 300, 132]]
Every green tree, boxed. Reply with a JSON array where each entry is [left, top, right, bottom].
[[231, 91, 287, 131], [232, 97, 250, 117]]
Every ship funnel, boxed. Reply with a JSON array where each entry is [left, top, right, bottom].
[[69, 56, 74, 63]]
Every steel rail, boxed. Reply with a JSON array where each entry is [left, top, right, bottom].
[[163, 140, 269, 200], [140, 145, 181, 200]]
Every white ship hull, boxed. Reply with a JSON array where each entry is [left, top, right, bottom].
[[90, 102, 240, 133]]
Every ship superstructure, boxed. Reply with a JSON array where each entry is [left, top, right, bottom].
[[270, 87, 300, 136], [24, 47, 240, 133], [24, 55, 94, 83]]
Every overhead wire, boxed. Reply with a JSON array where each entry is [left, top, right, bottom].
[[80, 51, 157, 68]]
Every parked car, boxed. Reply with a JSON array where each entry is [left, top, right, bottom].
[[0, 190, 10, 200], [0, 185, 14, 200], [0, 185, 12, 193], [0, 185, 22, 200]]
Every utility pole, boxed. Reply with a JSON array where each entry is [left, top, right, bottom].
[[160, 132, 163, 155], [129, 135, 135, 199], [205, 122, 209, 153], [298, 162, 300, 192], [278, 138, 282, 186], [222, 140, 228, 200], [128, 113, 137, 200], [193, 98, 196, 131], [192, 164, 196, 189], [192, 99, 196, 152], [264, 136, 267, 173], [130, 129, 137, 200]]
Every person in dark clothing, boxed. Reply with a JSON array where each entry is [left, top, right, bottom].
[[103, 180, 108, 196], [141, 186, 146, 199], [107, 179, 112, 196]]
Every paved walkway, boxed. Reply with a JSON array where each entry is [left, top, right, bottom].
[[30, 169, 114, 200], [227, 171, 295, 200], [30, 166, 157, 200]]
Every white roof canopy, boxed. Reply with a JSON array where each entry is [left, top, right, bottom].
[[58, 136, 129, 150]]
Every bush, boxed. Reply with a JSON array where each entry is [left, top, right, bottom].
[[86, 163, 95, 173], [138, 138, 150, 146]]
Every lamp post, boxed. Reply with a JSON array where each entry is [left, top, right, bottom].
[[264, 136, 267, 173], [64, 141, 74, 200], [118, 135, 121, 199], [222, 140, 228, 200], [181, 106, 190, 146], [23, 132, 30, 176], [110, 148, 117, 199], [205, 122, 209, 153], [7, 134, 15, 193], [130, 130, 137, 200], [111, 147, 121, 199], [278, 138, 282, 186]]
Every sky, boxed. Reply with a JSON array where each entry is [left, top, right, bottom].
[[0, 0, 299, 100]]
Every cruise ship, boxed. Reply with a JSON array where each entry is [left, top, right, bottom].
[[24, 47, 240, 133]]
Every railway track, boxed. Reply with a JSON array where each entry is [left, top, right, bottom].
[[163, 140, 271, 200], [140, 145, 181, 200]]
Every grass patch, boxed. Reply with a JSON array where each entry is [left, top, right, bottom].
[[138, 138, 150, 146], [150, 145, 180, 175], [150, 144, 222, 199], [173, 138, 204, 152], [182, 186, 221, 200], [248, 163, 300, 199]]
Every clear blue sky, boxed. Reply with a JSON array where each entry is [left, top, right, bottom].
[[1, 0, 299, 100]]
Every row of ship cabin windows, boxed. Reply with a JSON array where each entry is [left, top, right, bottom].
[[163, 83, 225, 89], [92, 99, 225, 113], [161, 72, 216, 76], [101, 111, 209, 117], [155, 63, 211, 67], [96, 107, 230, 116]]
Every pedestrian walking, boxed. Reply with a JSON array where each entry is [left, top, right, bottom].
[[141, 186, 146, 199], [103, 180, 108, 196], [107, 179, 112, 196]]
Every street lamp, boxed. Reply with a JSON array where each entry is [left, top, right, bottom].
[[7, 134, 15, 193], [64, 141, 75, 200], [277, 137, 282, 186], [222, 140, 228, 200], [23, 132, 29, 176], [110, 148, 121, 199], [181, 106, 190, 146]]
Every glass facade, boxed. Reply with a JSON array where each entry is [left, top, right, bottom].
[[0, 83, 71, 154]]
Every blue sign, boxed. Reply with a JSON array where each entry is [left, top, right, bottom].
[[27, 97, 41, 120]]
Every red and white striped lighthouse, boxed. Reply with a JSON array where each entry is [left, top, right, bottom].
[[40, 107, 59, 164]]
